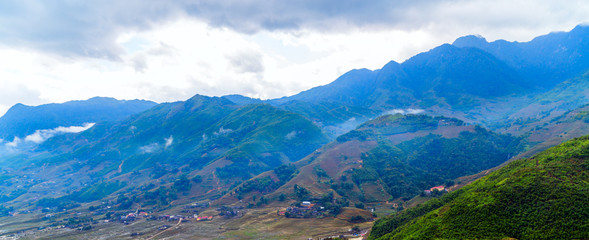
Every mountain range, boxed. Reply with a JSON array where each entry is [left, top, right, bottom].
[[0, 25, 588, 239]]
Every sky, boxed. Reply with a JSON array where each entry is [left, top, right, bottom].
[[0, 0, 588, 116]]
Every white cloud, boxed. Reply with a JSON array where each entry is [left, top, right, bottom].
[[1, 123, 94, 150], [23, 123, 95, 144], [140, 136, 175, 153], [164, 136, 174, 148], [5, 137, 22, 148], [387, 109, 425, 115], [214, 126, 233, 136], [285, 131, 297, 140], [140, 143, 160, 154]]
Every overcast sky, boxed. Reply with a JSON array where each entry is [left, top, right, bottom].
[[0, 0, 588, 116]]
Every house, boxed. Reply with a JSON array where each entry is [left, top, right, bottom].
[[430, 186, 445, 191], [301, 201, 315, 208], [196, 216, 213, 221]]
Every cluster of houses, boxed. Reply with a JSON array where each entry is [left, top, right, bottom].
[[116, 209, 214, 224], [147, 214, 213, 222], [280, 201, 326, 218], [216, 205, 245, 219]]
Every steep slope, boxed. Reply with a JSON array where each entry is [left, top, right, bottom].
[[0, 97, 156, 141], [194, 103, 329, 180], [369, 135, 589, 240], [277, 101, 380, 138], [513, 103, 589, 158]]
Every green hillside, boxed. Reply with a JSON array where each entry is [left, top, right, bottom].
[[332, 115, 524, 201], [231, 114, 524, 207], [0, 96, 329, 211], [369, 135, 589, 240]]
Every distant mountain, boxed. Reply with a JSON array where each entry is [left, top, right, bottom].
[[0, 97, 157, 141], [369, 135, 589, 240], [271, 25, 589, 117], [222, 94, 263, 105], [453, 25, 589, 88], [273, 43, 529, 111], [271, 68, 380, 106]]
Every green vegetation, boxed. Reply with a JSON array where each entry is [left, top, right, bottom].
[[209, 104, 327, 179], [37, 181, 126, 210], [273, 164, 298, 182], [336, 116, 524, 200], [69, 181, 127, 202], [172, 176, 192, 192], [236, 176, 279, 195], [293, 184, 310, 200], [575, 110, 589, 122], [369, 135, 589, 239]]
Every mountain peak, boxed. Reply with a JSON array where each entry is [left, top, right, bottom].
[[569, 24, 589, 36], [452, 34, 489, 48]]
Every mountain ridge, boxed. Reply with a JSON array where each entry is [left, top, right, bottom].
[[0, 97, 157, 141]]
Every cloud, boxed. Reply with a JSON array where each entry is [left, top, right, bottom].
[[23, 123, 95, 144], [132, 54, 148, 73], [0, 83, 44, 117], [386, 109, 425, 115], [140, 136, 174, 153], [140, 143, 160, 154], [129, 42, 176, 73], [5, 137, 21, 148], [164, 136, 174, 148], [0, 0, 180, 60], [214, 127, 233, 136], [2, 123, 95, 148], [285, 131, 297, 140], [1, 0, 587, 60], [227, 50, 265, 74]]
